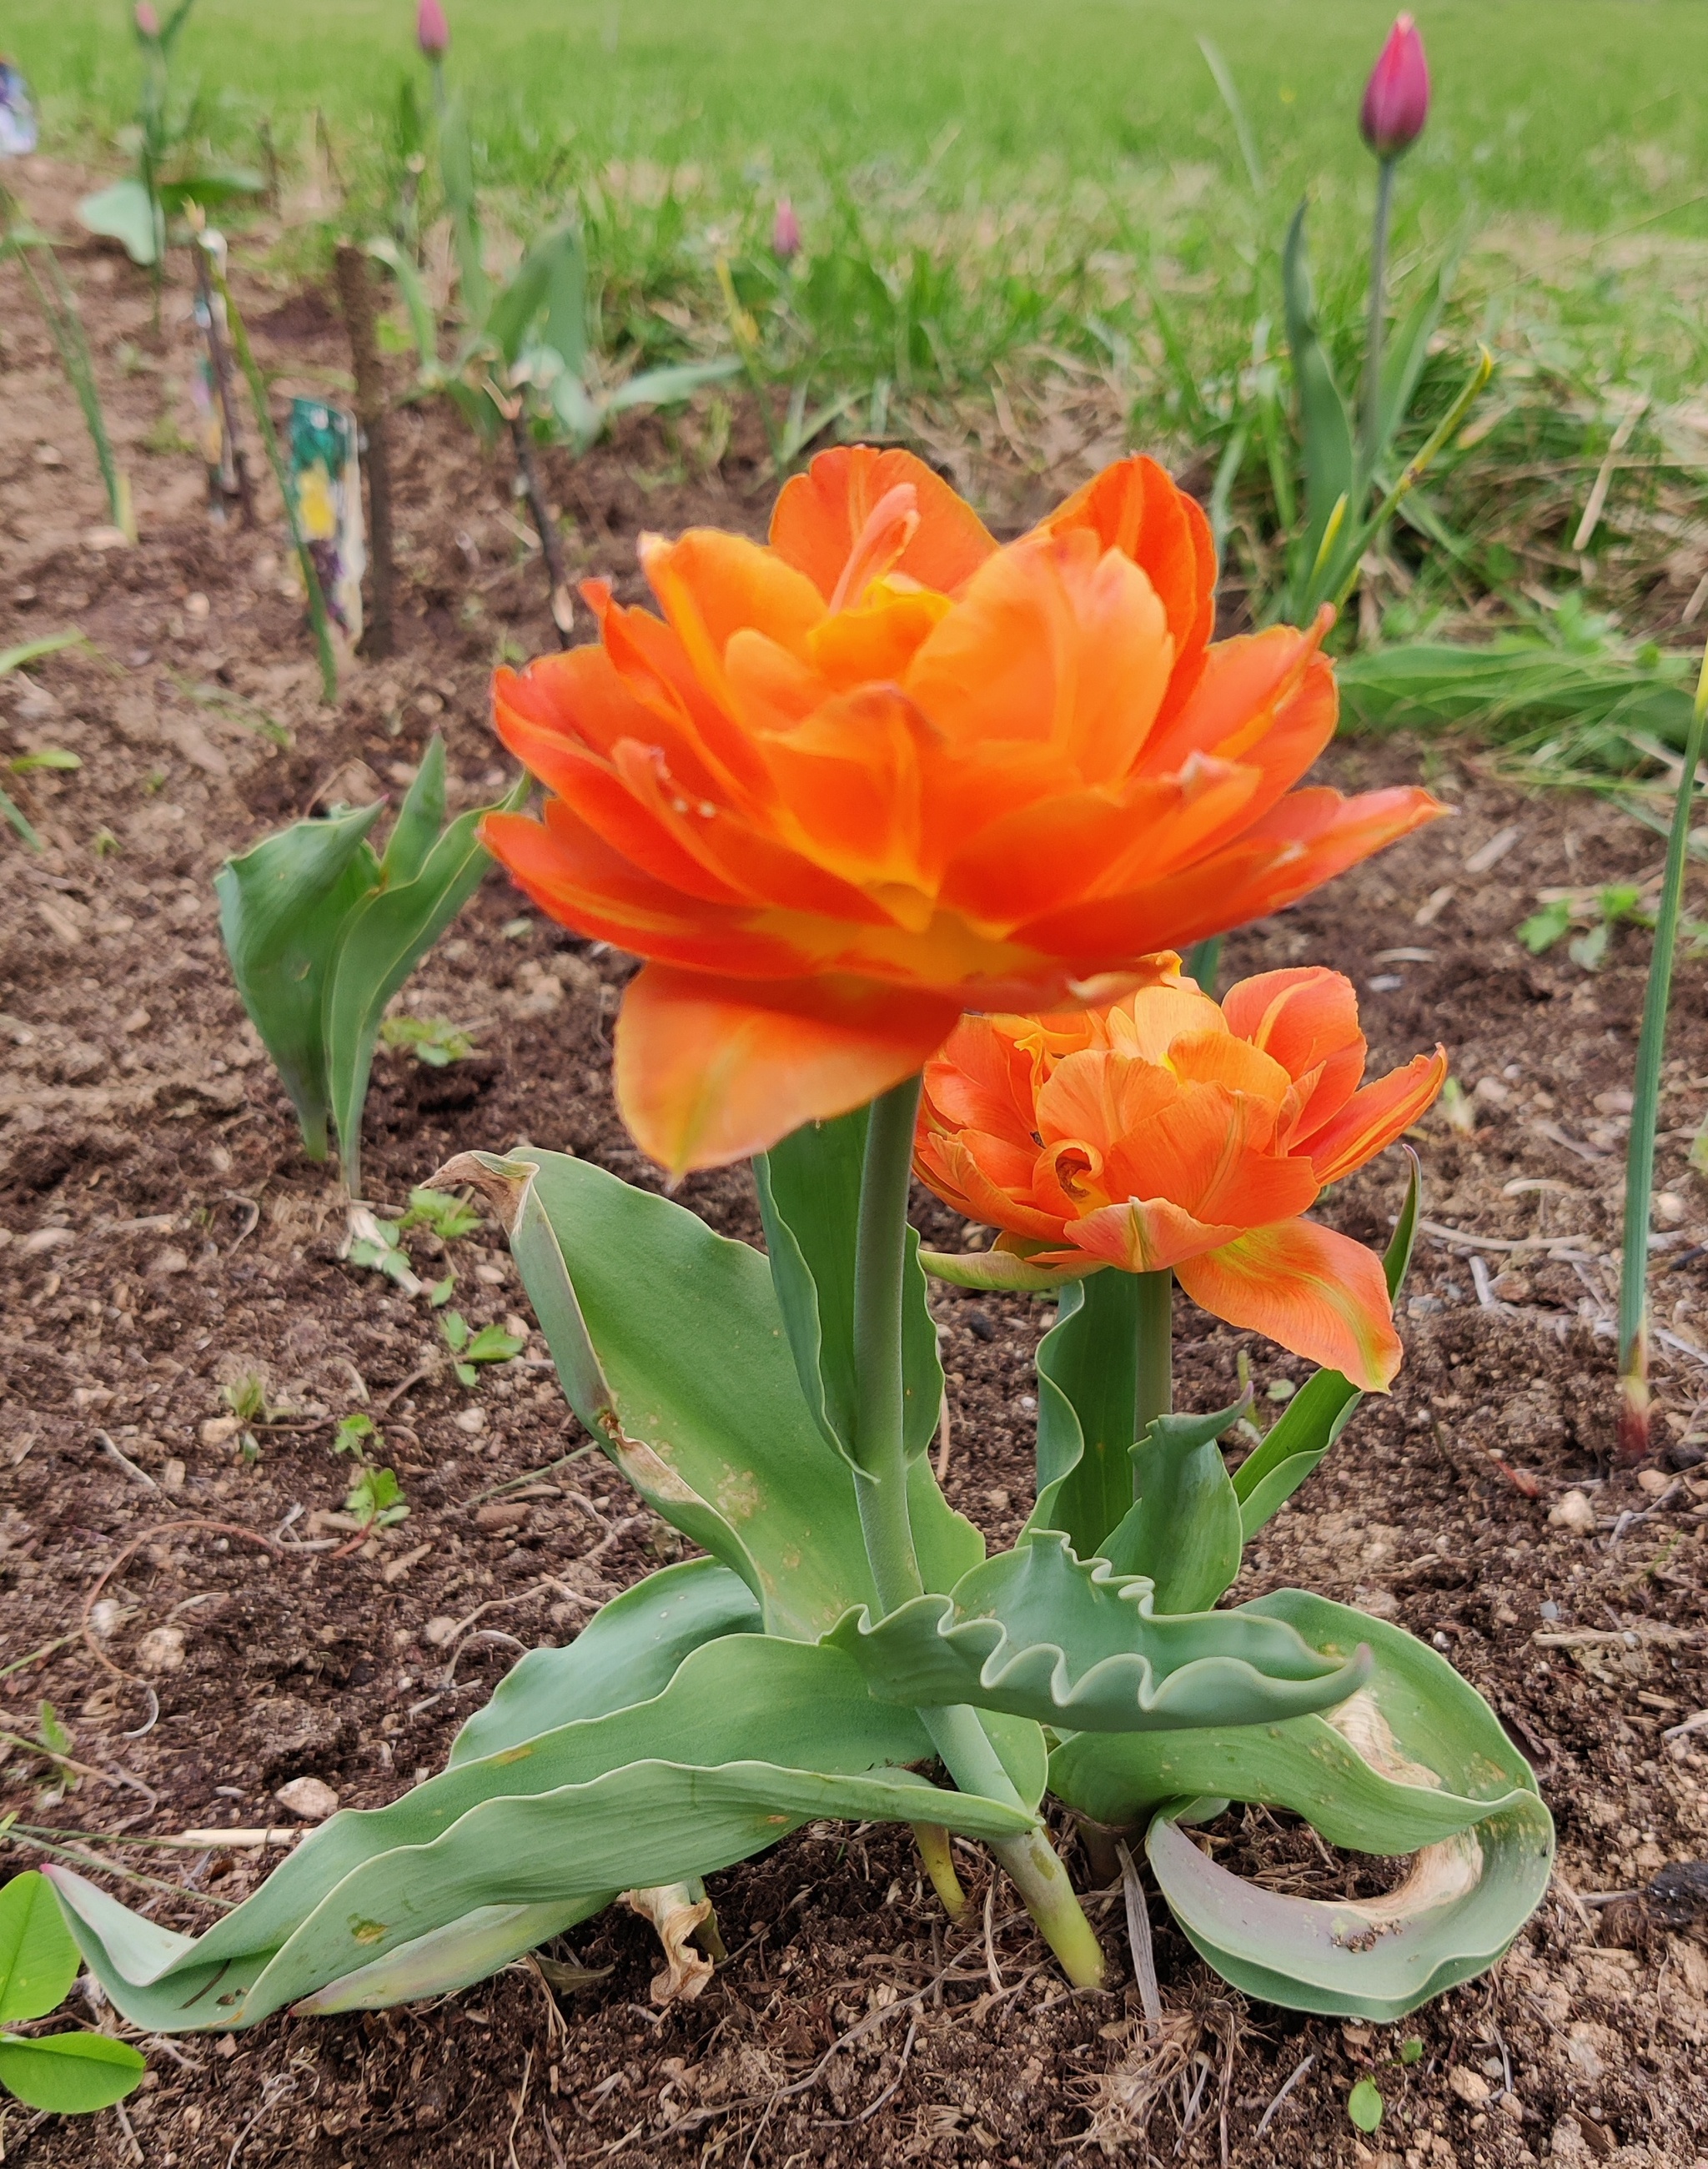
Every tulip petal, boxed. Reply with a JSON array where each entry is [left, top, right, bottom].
[[1035, 454, 1216, 730], [1063, 1197, 1246, 1273], [1222, 967, 1368, 1137], [1175, 1221, 1402, 1391], [615, 964, 962, 1174], [1016, 785, 1446, 965], [912, 1130, 1071, 1245], [771, 446, 999, 602], [1303, 1049, 1449, 1183]]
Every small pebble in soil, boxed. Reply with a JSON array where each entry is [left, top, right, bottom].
[[966, 1308, 996, 1341], [1665, 1438, 1707, 1470], [1549, 1490, 1598, 1536]]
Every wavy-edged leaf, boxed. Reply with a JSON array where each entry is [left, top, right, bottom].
[[756, 1108, 943, 1472], [323, 766, 525, 1201], [449, 1557, 761, 1765], [47, 1634, 1034, 2031], [0, 2028, 145, 2113], [1047, 1591, 1545, 1837], [435, 1148, 980, 1639], [214, 803, 383, 1159], [1233, 1154, 1419, 1541], [827, 1534, 1370, 1734], [1098, 1398, 1246, 1613], [0, 1871, 79, 2024], [1029, 1269, 1138, 1554]]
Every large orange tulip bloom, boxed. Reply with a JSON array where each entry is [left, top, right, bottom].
[[914, 962, 1446, 1389], [483, 446, 1443, 1172]]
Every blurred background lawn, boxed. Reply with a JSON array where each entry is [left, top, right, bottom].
[[11, 1, 1708, 685]]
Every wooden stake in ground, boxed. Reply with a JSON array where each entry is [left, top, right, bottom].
[[334, 242, 395, 660], [190, 228, 255, 528]]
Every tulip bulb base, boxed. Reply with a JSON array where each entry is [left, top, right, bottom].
[[991, 1829, 1108, 1990]]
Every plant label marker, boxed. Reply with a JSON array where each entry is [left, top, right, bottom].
[[287, 399, 366, 649]]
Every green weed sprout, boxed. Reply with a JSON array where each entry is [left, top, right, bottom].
[[214, 736, 525, 1205], [77, 1, 261, 289], [1, 635, 91, 852], [380, 1015, 475, 1067], [440, 1310, 524, 1388], [0, 1871, 143, 2114]]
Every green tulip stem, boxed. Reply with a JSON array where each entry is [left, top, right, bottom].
[[1362, 153, 1396, 475], [851, 1076, 1107, 1988], [1135, 1269, 1174, 1464], [1618, 642, 1708, 1459]]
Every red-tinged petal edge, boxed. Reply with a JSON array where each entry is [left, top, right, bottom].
[[1175, 1220, 1402, 1392], [615, 964, 962, 1175]]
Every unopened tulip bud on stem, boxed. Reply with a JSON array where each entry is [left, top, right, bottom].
[[1359, 14, 1430, 471]]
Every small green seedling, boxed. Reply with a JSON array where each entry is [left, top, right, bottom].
[[1517, 884, 1648, 972], [1347, 2078, 1384, 2133], [440, 1310, 525, 1389], [380, 1014, 477, 1067], [7, 749, 80, 776], [344, 1464, 409, 1531], [222, 1373, 274, 1425], [333, 1412, 379, 1459], [0, 1871, 145, 2113], [1399, 2038, 1424, 2066], [399, 1185, 484, 1242], [216, 738, 525, 1203]]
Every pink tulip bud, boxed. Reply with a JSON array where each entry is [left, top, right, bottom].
[[134, 3, 161, 33], [1359, 14, 1429, 161], [771, 198, 801, 263], [416, 0, 450, 58]]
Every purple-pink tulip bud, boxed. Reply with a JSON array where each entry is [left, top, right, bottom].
[[771, 198, 801, 263], [416, 0, 450, 58], [134, 2, 161, 34], [1359, 14, 1429, 161]]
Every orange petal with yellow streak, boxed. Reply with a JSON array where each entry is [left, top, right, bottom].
[[1304, 1049, 1449, 1184], [1175, 1221, 1402, 1391], [1062, 1196, 1246, 1273], [770, 446, 999, 603], [614, 964, 962, 1174]]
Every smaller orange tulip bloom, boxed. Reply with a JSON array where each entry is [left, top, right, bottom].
[[915, 961, 1445, 1390]]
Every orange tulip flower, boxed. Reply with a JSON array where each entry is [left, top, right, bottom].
[[914, 962, 1446, 1389], [482, 446, 1444, 1172]]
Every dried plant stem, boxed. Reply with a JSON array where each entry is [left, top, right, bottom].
[[335, 241, 395, 658], [1618, 642, 1708, 1459], [508, 409, 572, 650], [191, 234, 256, 526], [204, 241, 339, 703]]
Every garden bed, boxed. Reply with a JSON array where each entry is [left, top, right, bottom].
[[3, 167, 1708, 2169]]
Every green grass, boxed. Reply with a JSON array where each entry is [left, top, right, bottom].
[[13, 2, 1708, 659], [17, 0, 1708, 242]]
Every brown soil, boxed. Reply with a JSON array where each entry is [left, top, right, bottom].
[[3, 158, 1708, 2169]]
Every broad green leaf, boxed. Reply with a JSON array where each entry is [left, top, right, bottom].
[[549, 373, 601, 451], [1098, 1398, 1246, 1613], [604, 358, 743, 411], [214, 802, 384, 1158], [290, 1899, 603, 2015], [1029, 1270, 1139, 1554], [0, 2029, 145, 2114], [367, 237, 442, 375], [486, 226, 585, 372], [1148, 1788, 1551, 2021], [323, 766, 525, 1199], [77, 179, 158, 266], [47, 1634, 1032, 2030], [827, 1534, 1370, 1734], [1048, 1591, 1545, 1840], [437, 1149, 977, 1640], [379, 736, 448, 886], [436, 93, 488, 327], [1233, 1154, 1419, 1540], [1282, 198, 1356, 612], [0, 1872, 79, 2024], [449, 1558, 761, 1764], [756, 1109, 943, 1472]]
